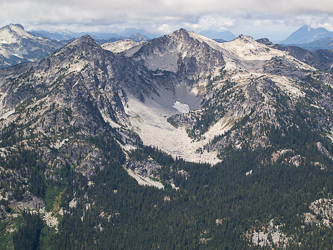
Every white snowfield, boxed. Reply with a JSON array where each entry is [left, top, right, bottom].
[[172, 101, 190, 113]]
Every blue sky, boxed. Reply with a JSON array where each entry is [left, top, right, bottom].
[[1, 0, 333, 42]]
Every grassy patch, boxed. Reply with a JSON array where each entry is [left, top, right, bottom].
[[52, 189, 65, 214], [45, 183, 65, 212], [167, 117, 179, 128]]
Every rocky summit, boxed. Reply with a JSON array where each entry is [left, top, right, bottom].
[[1, 28, 333, 249]]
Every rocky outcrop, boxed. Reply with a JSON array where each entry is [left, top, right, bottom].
[[12, 191, 45, 210], [304, 198, 333, 228], [248, 219, 291, 249], [317, 142, 333, 161], [125, 159, 161, 178], [16, 196, 45, 210]]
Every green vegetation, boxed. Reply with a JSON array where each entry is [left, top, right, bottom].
[[0, 220, 15, 249], [167, 116, 179, 128], [2, 107, 333, 249], [13, 212, 44, 250]]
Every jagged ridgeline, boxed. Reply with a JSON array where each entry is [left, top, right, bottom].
[[1, 28, 333, 249]]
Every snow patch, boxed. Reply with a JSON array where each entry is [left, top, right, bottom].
[[172, 101, 190, 113]]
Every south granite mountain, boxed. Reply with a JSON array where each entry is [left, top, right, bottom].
[[1, 29, 333, 249], [0, 24, 64, 69]]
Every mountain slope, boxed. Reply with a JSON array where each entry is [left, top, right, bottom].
[[0, 24, 64, 69], [1, 29, 333, 249], [272, 44, 333, 74]]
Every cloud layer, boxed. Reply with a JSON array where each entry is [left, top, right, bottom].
[[1, 0, 333, 38]]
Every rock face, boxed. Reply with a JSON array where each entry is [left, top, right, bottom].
[[0, 35, 129, 131], [317, 142, 333, 161], [272, 44, 333, 74], [250, 219, 290, 249], [304, 198, 333, 228], [15, 191, 45, 210], [0, 24, 63, 69], [125, 160, 161, 178]]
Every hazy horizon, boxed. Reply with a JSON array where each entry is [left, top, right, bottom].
[[2, 0, 333, 42]]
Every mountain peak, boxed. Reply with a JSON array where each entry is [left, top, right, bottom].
[[7, 23, 25, 30], [129, 32, 146, 42], [300, 25, 328, 33], [256, 38, 273, 45], [235, 35, 256, 43], [77, 34, 95, 42], [68, 34, 97, 46], [0, 23, 34, 42], [174, 28, 189, 35], [282, 25, 333, 44], [170, 28, 192, 41]]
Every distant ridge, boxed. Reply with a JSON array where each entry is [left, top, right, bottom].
[[30, 28, 157, 41], [199, 30, 236, 41], [297, 37, 333, 51], [129, 32, 149, 42], [281, 25, 333, 44]]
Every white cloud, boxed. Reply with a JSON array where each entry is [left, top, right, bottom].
[[1, 0, 333, 37]]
